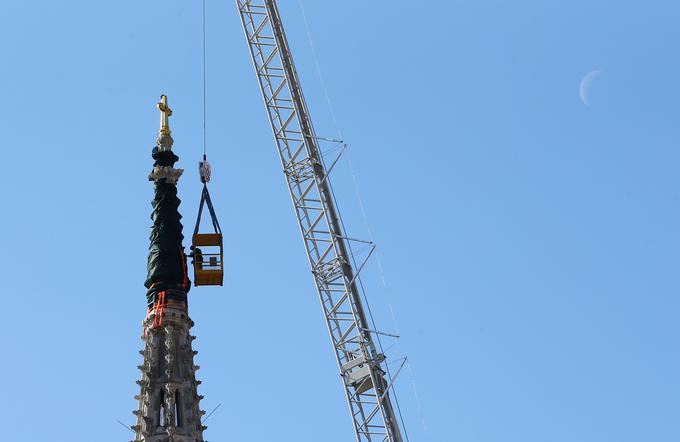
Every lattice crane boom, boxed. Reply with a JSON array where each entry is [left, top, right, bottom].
[[236, 1, 406, 441]]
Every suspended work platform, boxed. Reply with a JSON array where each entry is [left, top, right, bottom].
[[192, 233, 224, 286], [192, 161, 224, 287]]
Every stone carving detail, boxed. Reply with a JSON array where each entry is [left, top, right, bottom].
[[132, 307, 206, 442], [149, 165, 184, 184]]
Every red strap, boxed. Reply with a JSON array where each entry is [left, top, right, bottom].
[[180, 247, 189, 291], [153, 290, 167, 329]]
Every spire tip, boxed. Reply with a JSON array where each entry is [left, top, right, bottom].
[[157, 94, 173, 150]]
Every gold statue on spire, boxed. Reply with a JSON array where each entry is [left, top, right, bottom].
[[157, 94, 174, 151]]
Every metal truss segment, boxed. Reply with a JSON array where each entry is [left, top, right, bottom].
[[237, 1, 406, 441]]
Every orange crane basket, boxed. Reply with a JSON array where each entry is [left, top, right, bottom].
[[191, 175, 223, 287]]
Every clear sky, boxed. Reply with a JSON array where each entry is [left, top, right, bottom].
[[0, 1, 678, 441]]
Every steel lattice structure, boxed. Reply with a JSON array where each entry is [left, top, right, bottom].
[[236, 1, 405, 441]]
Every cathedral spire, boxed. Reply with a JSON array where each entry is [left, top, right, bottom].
[[146, 95, 189, 301], [133, 95, 206, 442]]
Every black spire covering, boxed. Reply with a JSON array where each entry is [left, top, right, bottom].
[[144, 95, 190, 307]]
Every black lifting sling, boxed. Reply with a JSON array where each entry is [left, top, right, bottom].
[[194, 183, 222, 238], [193, 160, 222, 238]]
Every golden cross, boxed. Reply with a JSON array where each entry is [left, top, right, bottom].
[[157, 95, 172, 137]]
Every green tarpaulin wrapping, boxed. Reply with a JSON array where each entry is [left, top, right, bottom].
[[145, 147, 190, 306]]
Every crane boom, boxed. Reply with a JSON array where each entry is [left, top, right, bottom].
[[236, 1, 406, 441]]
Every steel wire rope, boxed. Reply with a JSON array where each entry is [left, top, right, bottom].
[[202, 0, 207, 158]]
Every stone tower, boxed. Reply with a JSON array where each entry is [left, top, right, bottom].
[[132, 95, 206, 442]]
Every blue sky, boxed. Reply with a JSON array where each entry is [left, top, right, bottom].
[[0, 1, 678, 441]]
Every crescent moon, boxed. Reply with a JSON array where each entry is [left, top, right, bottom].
[[579, 70, 601, 106]]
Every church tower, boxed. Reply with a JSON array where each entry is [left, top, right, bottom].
[[133, 96, 207, 442]]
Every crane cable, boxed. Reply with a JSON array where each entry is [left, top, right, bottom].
[[202, 0, 207, 159], [198, 0, 211, 185], [194, 0, 220, 239]]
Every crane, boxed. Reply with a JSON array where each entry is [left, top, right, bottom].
[[235, 1, 407, 441]]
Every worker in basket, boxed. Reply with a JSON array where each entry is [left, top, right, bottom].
[[190, 245, 204, 270]]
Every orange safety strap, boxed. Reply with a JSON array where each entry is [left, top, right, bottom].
[[180, 247, 189, 291], [152, 290, 167, 329]]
